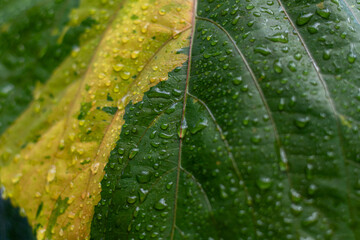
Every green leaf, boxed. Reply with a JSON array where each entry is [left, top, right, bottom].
[[91, 0, 360, 239], [2, 0, 360, 239]]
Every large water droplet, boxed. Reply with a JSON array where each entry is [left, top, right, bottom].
[[316, 8, 331, 19], [256, 177, 272, 190], [47, 165, 56, 182], [295, 116, 310, 129], [154, 198, 167, 210], [136, 170, 151, 183], [296, 13, 313, 26], [266, 32, 289, 43]]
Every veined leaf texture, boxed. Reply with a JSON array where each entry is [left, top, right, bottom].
[[0, 0, 360, 239]]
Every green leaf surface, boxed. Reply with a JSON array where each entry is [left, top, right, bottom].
[[91, 0, 360, 239], [1, 0, 360, 239]]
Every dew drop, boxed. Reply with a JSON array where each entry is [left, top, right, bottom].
[[348, 51, 357, 64], [136, 170, 151, 183], [113, 63, 124, 72], [154, 198, 167, 210], [256, 177, 272, 190], [273, 60, 283, 73], [129, 148, 139, 159], [254, 46, 272, 56], [316, 8, 331, 19], [295, 116, 310, 129], [127, 196, 137, 204], [296, 13, 313, 26], [232, 76, 243, 85], [120, 71, 131, 80], [91, 162, 100, 174], [190, 119, 208, 134], [47, 165, 56, 182], [139, 188, 149, 202], [131, 51, 140, 59], [266, 32, 289, 43]]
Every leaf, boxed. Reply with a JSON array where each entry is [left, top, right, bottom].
[[2, 0, 360, 239], [0, 0, 192, 239]]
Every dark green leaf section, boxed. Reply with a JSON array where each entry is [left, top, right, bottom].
[[98, 106, 118, 116], [0, 196, 35, 240], [91, 0, 360, 239], [91, 59, 188, 239], [0, 0, 95, 134], [195, 0, 360, 238]]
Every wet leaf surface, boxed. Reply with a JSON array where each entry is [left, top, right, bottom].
[[1, 0, 360, 239]]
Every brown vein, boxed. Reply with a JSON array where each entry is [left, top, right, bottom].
[[171, 0, 197, 238]]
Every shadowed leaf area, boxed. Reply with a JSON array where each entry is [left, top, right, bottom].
[[2, 0, 360, 239]]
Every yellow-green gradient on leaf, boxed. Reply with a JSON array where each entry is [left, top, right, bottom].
[[0, 0, 193, 239], [2, 0, 360, 239]]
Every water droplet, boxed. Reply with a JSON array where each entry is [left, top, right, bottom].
[[316, 8, 331, 19], [113, 85, 120, 93], [118, 148, 125, 155], [348, 51, 357, 64], [159, 132, 173, 139], [127, 196, 137, 204], [154, 198, 167, 210], [290, 188, 302, 202], [295, 116, 310, 129], [11, 173, 22, 184], [47, 165, 56, 182], [290, 204, 303, 215], [166, 182, 173, 190], [274, 60, 283, 73], [113, 63, 124, 72], [296, 13, 313, 26], [254, 46, 272, 56], [190, 119, 208, 134], [246, 4, 255, 10], [251, 135, 262, 144], [0, 84, 14, 97], [91, 162, 100, 174], [203, 52, 212, 59], [278, 98, 285, 111], [256, 177, 272, 190], [287, 61, 297, 72], [294, 53, 302, 61], [131, 50, 140, 59], [120, 71, 131, 80], [323, 49, 331, 60], [160, 123, 169, 130], [148, 88, 171, 99], [266, 32, 289, 43], [302, 212, 318, 226], [159, 9, 166, 16], [232, 76, 243, 85], [139, 188, 149, 202], [279, 147, 288, 171], [129, 148, 139, 159], [178, 118, 188, 138], [136, 170, 151, 183]]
